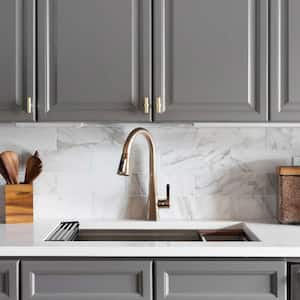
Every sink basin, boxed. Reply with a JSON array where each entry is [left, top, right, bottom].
[[46, 221, 259, 242], [76, 229, 202, 241]]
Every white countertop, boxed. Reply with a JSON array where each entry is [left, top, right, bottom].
[[0, 220, 300, 258]]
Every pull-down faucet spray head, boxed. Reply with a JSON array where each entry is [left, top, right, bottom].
[[117, 153, 129, 176]]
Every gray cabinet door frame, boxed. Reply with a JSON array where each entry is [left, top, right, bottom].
[[0, 0, 35, 122], [155, 260, 286, 300], [270, 0, 300, 121], [37, 0, 152, 122], [153, 0, 268, 122], [0, 260, 19, 300], [290, 263, 300, 300], [22, 260, 152, 300]]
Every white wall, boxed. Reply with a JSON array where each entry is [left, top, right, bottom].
[[0, 123, 295, 222]]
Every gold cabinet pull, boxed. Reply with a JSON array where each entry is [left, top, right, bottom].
[[156, 97, 161, 113], [144, 96, 150, 114], [26, 97, 32, 114], [155, 97, 165, 114], [156, 97, 162, 114]]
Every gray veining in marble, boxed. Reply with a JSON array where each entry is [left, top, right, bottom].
[[0, 123, 297, 222]]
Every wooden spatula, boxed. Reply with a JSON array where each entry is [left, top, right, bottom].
[[0, 151, 19, 184], [0, 157, 11, 184], [24, 151, 42, 184]]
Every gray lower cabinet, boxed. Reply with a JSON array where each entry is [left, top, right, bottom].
[[0, 0, 35, 122], [153, 0, 268, 122], [155, 260, 286, 300], [270, 0, 300, 121], [0, 260, 19, 300], [290, 264, 300, 300], [21, 259, 288, 300], [37, 0, 152, 122], [21, 260, 152, 300]]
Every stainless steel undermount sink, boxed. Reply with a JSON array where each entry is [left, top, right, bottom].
[[77, 229, 202, 241], [46, 221, 259, 242]]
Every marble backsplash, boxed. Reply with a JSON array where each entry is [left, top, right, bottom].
[[0, 123, 296, 222]]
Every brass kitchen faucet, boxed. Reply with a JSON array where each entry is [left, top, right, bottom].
[[117, 128, 170, 220]]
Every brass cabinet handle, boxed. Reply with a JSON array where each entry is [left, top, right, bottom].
[[156, 97, 162, 113], [144, 97, 150, 114], [155, 97, 165, 114], [26, 97, 32, 114]]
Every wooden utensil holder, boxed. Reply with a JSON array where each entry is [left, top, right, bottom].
[[4, 184, 33, 224]]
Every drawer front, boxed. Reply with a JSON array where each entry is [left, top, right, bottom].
[[22, 260, 152, 300], [156, 261, 286, 300], [0, 260, 18, 300]]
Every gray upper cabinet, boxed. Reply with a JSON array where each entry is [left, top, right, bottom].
[[270, 0, 300, 121], [153, 0, 268, 122], [155, 260, 286, 300], [0, 0, 35, 122], [0, 260, 19, 300], [3, 0, 299, 123], [37, 0, 152, 122], [22, 260, 152, 300]]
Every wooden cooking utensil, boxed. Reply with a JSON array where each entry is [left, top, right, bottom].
[[33, 150, 40, 158], [0, 158, 11, 184], [24, 151, 42, 184], [0, 151, 19, 184]]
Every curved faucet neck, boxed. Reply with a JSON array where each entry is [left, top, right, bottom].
[[120, 128, 158, 220], [122, 127, 156, 159]]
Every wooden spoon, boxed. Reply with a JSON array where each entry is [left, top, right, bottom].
[[0, 151, 19, 184], [0, 158, 11, 184], [24, 151, 42, 184]]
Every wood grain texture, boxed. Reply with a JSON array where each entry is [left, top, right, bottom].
[[24, 152, 42, 184], [278, 166, 300, 175], [0, 151, 19, 184], [278, 174, 300, 224], [0, 158, 11, 184], [4, 184, 33, 224]]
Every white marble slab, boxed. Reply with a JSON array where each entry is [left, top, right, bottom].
[[0, 124, 298, 221]]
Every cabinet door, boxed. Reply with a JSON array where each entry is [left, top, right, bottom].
[[37, 0, 151, 122], [155, 260, 286, 300], [22, 260, 152, 300], [154, 0, 268, 122], [270, 0, 300, 121], [290, 264, 300, 300], [0, 0, 35, 121], [0, 260, 19, 300]]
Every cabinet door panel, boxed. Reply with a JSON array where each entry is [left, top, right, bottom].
[[22, 260, 152, 300], [290, 264, 300, 300], [270, 0, 300, 121], [155, 261, 286, 300], [0, 0, 35, 121], [38, 0, 151, 122], [0, 260, 19, 300], [154, 0, 268, 122]]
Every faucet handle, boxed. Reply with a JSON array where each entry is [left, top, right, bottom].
[[158, 184, 170, 208]]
